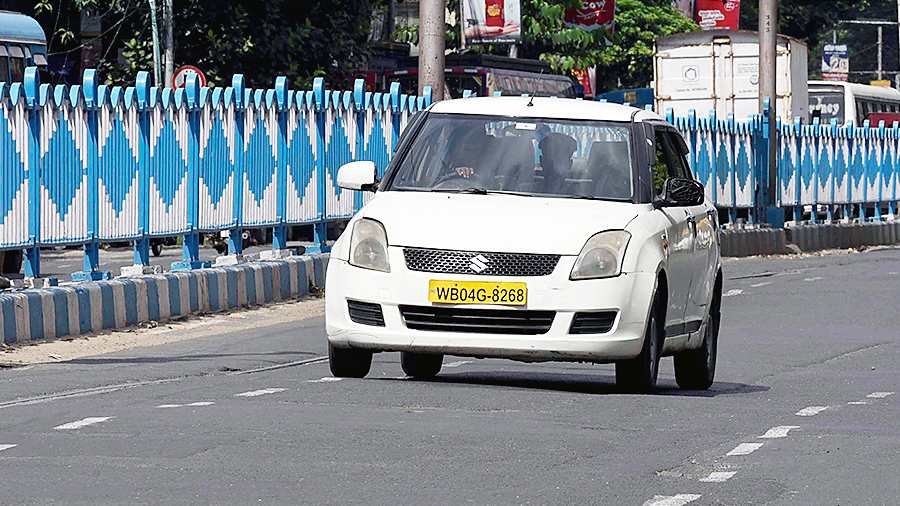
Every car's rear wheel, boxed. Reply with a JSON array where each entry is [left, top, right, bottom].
[[674, 290, 720, 390], [328, 343, 373, 378], [616, 295, 662, 393], [401, 352, 443, 379]]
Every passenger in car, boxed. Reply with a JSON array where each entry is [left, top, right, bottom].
[[538, 132, 578, 195]]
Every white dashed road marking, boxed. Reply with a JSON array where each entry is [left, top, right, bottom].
[[759, 426, 800, 439], [443, 361, 472, 368], [803, 277, 823, 282], [700, 471, 736, 483], [723, 289, 744, 297], [235, 388, 287, 397], [726, 442, 764, 456], [847, 401, 869, 405], [643, 494, 702, 506], [867, 392, 894, 399], [54, 417, 113, 430], [156, 402, 215, 408], [796, 406, 829, 417], [308, 377, 343, 383], [0, 444, 16, 453], [750, 282, 772, 288]]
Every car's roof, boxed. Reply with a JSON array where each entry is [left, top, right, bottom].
[[429, 96, 664, 123]]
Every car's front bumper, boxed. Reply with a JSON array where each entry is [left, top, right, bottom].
[[325, 249, 657, 363]]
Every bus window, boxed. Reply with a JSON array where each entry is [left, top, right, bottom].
[[8, 45, 24, 81], [0, 46, 8, 82]]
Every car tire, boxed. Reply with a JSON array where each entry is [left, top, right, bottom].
[[401, 352, 443, 379], [674, 291, 720, 390], [616, 294, 662, 393], [328, 343, 373, 378], [151, 242, 163, 257]]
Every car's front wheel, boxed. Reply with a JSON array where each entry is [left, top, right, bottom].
[[674, 293, 720, 390], [401, 352, 443, 379], [328, 343, 373, 378], [616, 295, 663, 393]]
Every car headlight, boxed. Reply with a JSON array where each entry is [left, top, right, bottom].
[[349, 218, 390, 272], [570, 230, 631, 280]]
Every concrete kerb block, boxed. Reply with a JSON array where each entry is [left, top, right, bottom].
[[120, 264, 163, 277]]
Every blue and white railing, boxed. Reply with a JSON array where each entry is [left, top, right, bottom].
[[0, 67, 430, 279]]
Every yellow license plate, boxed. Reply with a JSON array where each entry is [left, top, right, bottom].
[[428, 280, 527, 306]]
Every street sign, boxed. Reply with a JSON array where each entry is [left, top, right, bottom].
[[173, 65, 207, 88], [822, 44, 849, 81]]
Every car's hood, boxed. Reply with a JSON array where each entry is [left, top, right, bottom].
[[360, 191, 642, 255]]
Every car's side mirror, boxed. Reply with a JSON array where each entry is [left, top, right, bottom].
[[654, 177, 704, 208], [337, 161, 378, 191]]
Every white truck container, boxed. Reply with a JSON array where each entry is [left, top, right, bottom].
[[654, 30, 808, 121]]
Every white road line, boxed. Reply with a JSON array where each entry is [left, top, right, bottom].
[[185, 401, 215, 407], [156, 404, 182, 408], [307, 377, 343, 383], [796, 406, 829, 417], [234, 388, 287, 397], [867, 392, 895, 399], [443, 361, 472, 368], [723, 289, 744, 297], [643, 494, 702, 506], [699, 471, 736, 483], [803, 276, 824, 282], [0, 378, 181, 410], [726, 442, 764, 456], [759, 426, 800, 439], [0, 444, 16, 452], [847, 401, 869, 405], [750, 282, 772, 288], [226, 356, 329, 376], [54, 416, 113, 430]]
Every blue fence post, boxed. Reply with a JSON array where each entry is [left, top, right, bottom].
[[23, 67, 42, 279], [389, 82, 401, 153], [72, 69, 111, 281], [228, 75, 246, 255], [308, 77, 329, 253], [423, 85, 433, 107], [793, 119, 802, 223], [133, 71, 152, 266], [891, 122, 899, 219], [727, 113, 738, 224], [353, 79, 366, 212], [272, 76, 290, 252], [875, 121, 885, 221], [172, 73, 207, 270]]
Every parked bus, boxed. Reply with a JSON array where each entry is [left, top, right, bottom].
[[383, 54, 577, 99], [595, 88, 654, 110], [809, 81, 900, 126], [0, 10, 48, 83]]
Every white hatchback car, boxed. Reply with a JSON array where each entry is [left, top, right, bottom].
[[325, 97, 722, 391]]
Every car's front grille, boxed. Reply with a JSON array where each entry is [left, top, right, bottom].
[[399, 305, 555, 335], [569, 311, 617, 334], [347, 300, 385, 327], [403, 248, 560, 276]]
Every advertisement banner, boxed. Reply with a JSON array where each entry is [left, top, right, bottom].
[[573, 68, 594, 97], [462, 0, 522, 44], [821, 44, 849, 82], [564, 0, 616, 32], [695, 0, 740, 31]]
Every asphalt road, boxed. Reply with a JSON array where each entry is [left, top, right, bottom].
[[1, 248, 899, 505]]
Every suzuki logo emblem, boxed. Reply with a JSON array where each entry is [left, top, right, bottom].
[[468, 254, 490, 273]]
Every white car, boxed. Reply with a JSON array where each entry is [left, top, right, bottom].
[[325, 97, 722, 392]]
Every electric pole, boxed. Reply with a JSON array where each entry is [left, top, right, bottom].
[[163, 0, 174, 87], [759, 0, 779, 224], [418, 0, 445, 101], [148, 0, 162, 86]]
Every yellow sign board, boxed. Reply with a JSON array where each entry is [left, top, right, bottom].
[[870, 80, 892, 88]]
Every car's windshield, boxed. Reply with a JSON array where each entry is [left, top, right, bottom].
[[388, 114, 634, 200]]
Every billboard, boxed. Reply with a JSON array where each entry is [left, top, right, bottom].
[[462, 0, 522, 44], [695, 0, 740, 31], [564, 0, 616, 32], [821, 44, 849, 82]]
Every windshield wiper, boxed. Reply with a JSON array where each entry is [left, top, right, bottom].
[[432, 187, 489, 195]]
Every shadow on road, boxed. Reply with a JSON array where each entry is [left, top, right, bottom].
[[388, 370, 769, 398]]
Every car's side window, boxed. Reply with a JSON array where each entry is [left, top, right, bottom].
[[665, 131, 694, 181], [651, 130, 669, 197]]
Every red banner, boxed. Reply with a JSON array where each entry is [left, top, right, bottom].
[[565, 0, 615, 33], [695, 0, 740, 31], [573, 68, 593, 97]]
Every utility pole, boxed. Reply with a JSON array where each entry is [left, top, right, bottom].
[[163, 0, 174, 87], [148, 0, 162, 86], [418, 0, 445, 101], [759, 0, 779, 225], [878, 25, 884, 81]]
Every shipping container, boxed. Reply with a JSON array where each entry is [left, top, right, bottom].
[[654, 30, 808, 121]]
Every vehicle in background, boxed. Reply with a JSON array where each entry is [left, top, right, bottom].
[[655, 30, 808, 121], [384, 54, 577, 99], [596, 88, 654, 110], [809, 81, 900, 126], [0, 10, 48, 83]]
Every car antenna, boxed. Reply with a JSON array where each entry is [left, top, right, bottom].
[[527, 94, 534, 107]]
